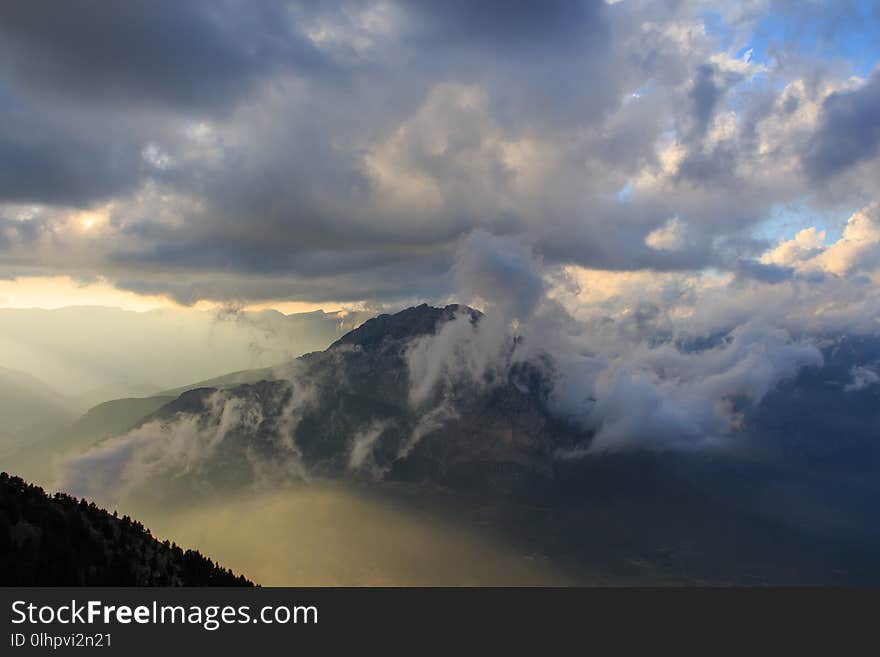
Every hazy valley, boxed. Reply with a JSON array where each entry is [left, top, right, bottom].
[[3, 303, 879, 586]]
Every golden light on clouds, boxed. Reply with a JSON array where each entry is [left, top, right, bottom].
[[0, 276, 176, 312], [243, 299, 352, 315], [69, 205, 112, 233], [0, 275, 354, 316]]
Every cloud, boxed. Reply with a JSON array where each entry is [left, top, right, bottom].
[[0, 0, 327, 113], [0, 0, 877, 310], [48, 223, 880, 491], [760, 202, 880, 278], [761, 227, 827, 268], [645, 217, 689, 252], [0, 93, 144, 205], [816, 202, 880, 275], [347, 419, 394, 477], [580, 321, 822, 452], [844, 363, 880, 392], [687, 64, 728, 141], [453, 231, 544, 321], [0, 304, 349, 400], [56, 379, 315, 506], [803, 70, 880, 180], [405, 232, 831, 453]]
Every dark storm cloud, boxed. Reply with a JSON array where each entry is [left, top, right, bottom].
[[394, 0, 615, 129], [676, 142, 741, 188], [0, 0, 877, 305], [0, 0, 327, 112], [112, 251, 454, 307], [689, 65, 724, 140], [0, 91, 143, 205], [803, 71, 880, 179], [537, 208, 712, 273], [0, 212, 47, 249], [0, 0, 335, 207], [60, 0, 620, 302], [734, 260, 794, 285], [402, 0, 605, 48], [674, 63, 751, 188], [113, 236, 450, 280], [0, 0, 632, 291]]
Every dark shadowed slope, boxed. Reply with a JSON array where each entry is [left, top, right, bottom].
[[113, 303, 572, 502], [329, 303, 481, 349], [0, 472, 253, 586]]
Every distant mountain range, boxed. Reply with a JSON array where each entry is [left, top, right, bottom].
[[0, 367, 78, 460], [0, 472, 252, 586], [0, 305, 359, 408]]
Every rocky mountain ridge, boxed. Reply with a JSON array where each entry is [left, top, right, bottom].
[[121, 303, 578, 500]]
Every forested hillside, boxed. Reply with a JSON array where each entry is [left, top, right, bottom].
[[0, 472, 253, 586]]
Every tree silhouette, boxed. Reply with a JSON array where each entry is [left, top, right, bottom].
[[0, 471, 253, 586]]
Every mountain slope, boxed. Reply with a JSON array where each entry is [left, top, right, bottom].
[[0, 306, 357, 408], [3, 395, 176, 486], [157, 366, 276, 398], [52, 304, 880, 584], [329, 303, 480, 349], [64, 396, 177, 449], [70, 303, 880, 509], [0, 472, 253, 586], [30, 306, 472, 484], [0, 367, 78, 458], [102, 303, 575, 501]]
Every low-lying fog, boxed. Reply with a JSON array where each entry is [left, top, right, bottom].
[[124, 484, 577, 586]]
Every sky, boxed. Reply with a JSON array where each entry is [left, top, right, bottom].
[[0, 0, 879, 315], [3, 0, 880, 495]]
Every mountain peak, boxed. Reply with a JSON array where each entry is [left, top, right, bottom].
[[329, 303, 481, 350]]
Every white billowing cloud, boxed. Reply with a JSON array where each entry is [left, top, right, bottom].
[[405, 231, 829, 454], [453, 230, 544, 321], [761, 202, 880, 277], [406, 231, 544, 409], [816, 203, 880, 276], [57, 378, 316, 506], [397, 403, 460, 460], [645, 216, 688, 251], [576, 321, 822, 452], [402, 231, 548, 454], [708, 47, 766, 79], [406, 312, 504, 408], [761, 226, 826, 268], [348, 419, 393, 476], [845, 363, 880, 392]]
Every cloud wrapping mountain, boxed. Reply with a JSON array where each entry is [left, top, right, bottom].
[[407, 233, 827, 453], [54, 217, 880, 505]]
